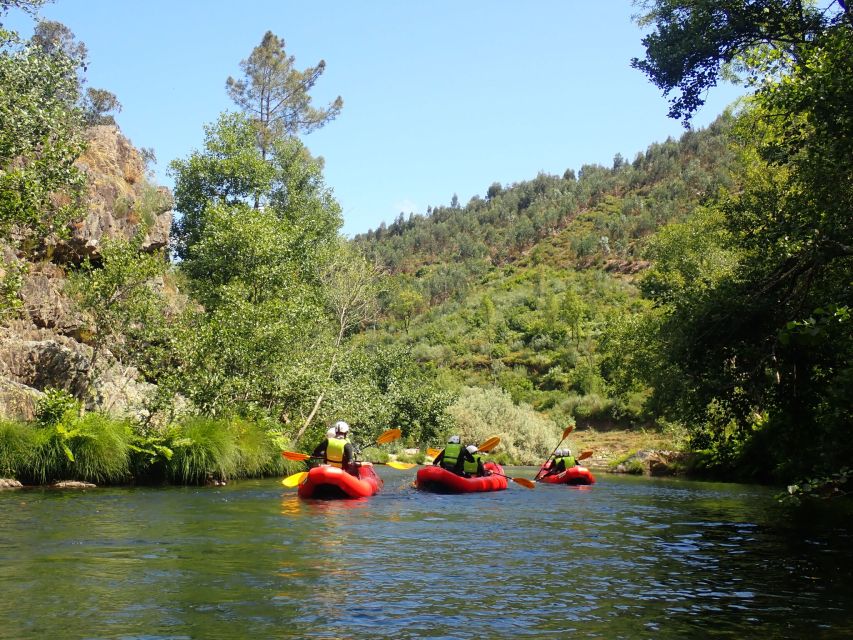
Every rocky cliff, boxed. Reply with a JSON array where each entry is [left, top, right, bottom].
[[0, 125, 172, 421]]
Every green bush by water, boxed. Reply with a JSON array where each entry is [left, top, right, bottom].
[[1, 404, 290, 486], [0, 420, 35, 478], [166, 416, 239, 484]]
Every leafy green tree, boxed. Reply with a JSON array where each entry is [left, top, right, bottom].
[[632, 1, 853, 484], [631, 0, 841, 123], [0, 34, 85, 248], [226, 31, 343, 157], [1, 1, 48, 23], [295, 242, 384, 440], [560, 287, 587, 346], [170, 110, 345, 424], [81, 87, 122, 126], [387, 282, 426, 333], [170, 112, 273, 258], [171, 112, 341, 262], [31, 19, 87, 69], [67, 237, 166, 407]]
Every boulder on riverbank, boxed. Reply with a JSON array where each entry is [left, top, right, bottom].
[[611, 450, 693, 476], [0, 478, 23, 488], [52, 480, 97, 489]]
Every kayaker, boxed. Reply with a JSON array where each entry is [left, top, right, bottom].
[[462, 444, 488, 477], [544, 448, 578, 476], [313, 420, 356, 474], [432, 435, 476, 476]]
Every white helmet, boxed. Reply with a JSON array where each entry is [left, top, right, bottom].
[[556, 449, 565, 457], [334, 420, 350, 436], [466, 445, 478, 454], [326, 427, 337, 439], [565, 448, 572, 457], [448, 435, 461, 444]]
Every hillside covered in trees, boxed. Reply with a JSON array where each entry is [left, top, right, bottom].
[[354, 115, 739, 433]]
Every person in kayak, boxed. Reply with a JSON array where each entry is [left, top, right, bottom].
[[432, 435, 476, 476], [313, 420, 356, 474], [462, 444, 488, 477], [543, 448, 578, 476]]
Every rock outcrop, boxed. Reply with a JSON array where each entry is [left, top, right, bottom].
[[611, 450, 694, 476], [0, 125, 173, 421], [60, 125, 172, 262]]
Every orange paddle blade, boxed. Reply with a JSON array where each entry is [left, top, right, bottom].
[[477, 436, 500, 453], [562, 424, 575, 439], [511, 477, 536, 489], [376, 428, 402, 445], [578, 450, 593, 461], [281, 451, 310, 461]]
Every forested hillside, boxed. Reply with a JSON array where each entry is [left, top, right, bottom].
[[355, 117, 740, 434]]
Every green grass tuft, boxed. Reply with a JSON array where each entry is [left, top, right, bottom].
[[166, 416, 239, 484]]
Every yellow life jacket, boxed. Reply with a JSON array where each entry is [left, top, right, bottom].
[[463, 454, 482, 475], [326, 437, 347, 468]]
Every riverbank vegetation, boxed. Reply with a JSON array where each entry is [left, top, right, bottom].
[[1, 1, 850, 498]]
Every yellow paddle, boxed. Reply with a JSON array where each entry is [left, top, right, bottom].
[[385, 460, 416, 470], [426, 447, 441, 458], [376, 428, 402, 445], [281, 471, 308, 487], [476, 436, 501, 453], [534, 425, 575, 481]]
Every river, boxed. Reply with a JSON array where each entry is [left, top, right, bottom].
[[1, 468, 852, 639]]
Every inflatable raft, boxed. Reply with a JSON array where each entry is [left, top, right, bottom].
[[416, 462, 508, 493], [297, 462, 383, 499], [536, 462, 596, 486]]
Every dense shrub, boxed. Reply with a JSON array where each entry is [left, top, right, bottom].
[[446, 386, 562, 464]]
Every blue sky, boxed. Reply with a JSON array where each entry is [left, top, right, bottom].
[[8, 0, 745, 237]]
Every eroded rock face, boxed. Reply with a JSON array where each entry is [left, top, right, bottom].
[[0, 378, 41, 421], [58, 125, 172, 263], [20, 262, 84, 335], [0, 333, 91, 399], [0, 125, 174, 422]]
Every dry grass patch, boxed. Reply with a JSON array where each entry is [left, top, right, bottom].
[[567, 427, 679, 470]]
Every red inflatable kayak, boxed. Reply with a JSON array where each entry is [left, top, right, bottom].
[[416, 462, 508, 493], [297, 463, 383, 499], [536, 462, 596, 485]]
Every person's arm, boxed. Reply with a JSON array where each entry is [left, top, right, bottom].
[[343, 442, 354, 466], [312, 440, 327, 458]]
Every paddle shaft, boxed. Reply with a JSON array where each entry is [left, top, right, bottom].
[[487, 471, 535, 489], [534, 425, 574, 481]]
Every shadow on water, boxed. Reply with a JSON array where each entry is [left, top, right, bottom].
[[1, 469, 852, 639]]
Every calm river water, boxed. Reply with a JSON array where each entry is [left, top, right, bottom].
[[2, 468, 852, 639]]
